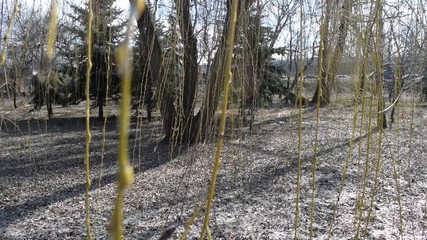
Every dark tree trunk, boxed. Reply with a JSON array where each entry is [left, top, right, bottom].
[[135, 1, 253, 143], [13, 77, 17, 109], [191, 2, 233, 142], [423, 83, 427, 102], [96, 89, 105, 120], [283, 88, 309, 106], [98, 101, 104, 120], [145, 82, 154, 123], [310, 0, 331, 106], [388, 21, 405, 126], [390, 64, 403, 124], [358, 73, 365, 103], [377, 3, 386, 129], [311, 0, 351, 106], [311, 71, 330, 107], [47, 87, 54, 119], [136, 7, 174, 141], [193, 0, 255, 141], [380, 99, 387, 129], [169, 0, 200, 143]]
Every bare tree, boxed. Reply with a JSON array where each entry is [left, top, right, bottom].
[[135, 0, 256, 143], [311, 0, 352, 106]]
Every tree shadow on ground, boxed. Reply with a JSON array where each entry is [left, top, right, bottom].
[[0, 115, 194, 230], [0, 115, 136, 135], [221, 123, 377, 197], [0, 116, 166, 176], [203, 127, 377, 237]]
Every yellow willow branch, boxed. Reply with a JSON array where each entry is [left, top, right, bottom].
[[46, 1, 57, 59], [84, 0, 94, 238], [294, 0, 304, 238], [309, 4, 325, 238], [180, 197, 207, 240], [108, 1, 145, 239], [200, 0, 238, 238], [1, 0, 19, 65]]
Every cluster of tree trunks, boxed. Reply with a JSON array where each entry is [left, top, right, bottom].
[[135, 0, 255, 143], [311, 0, 351, 107], [31, 73, 54, 119]]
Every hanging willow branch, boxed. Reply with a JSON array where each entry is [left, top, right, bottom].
[[108, 1, 145, 239], [0, 0, 20, 65], [46, 1, 57, 59], [199, 0, 239, 238], [84, 0, 94, 239]]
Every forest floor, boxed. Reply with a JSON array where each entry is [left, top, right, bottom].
[[1, 98, 427, 239]]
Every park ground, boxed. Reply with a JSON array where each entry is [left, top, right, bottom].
[[1, 96, 427, 239]]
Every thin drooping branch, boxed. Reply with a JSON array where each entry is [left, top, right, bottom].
[[173, 0, 199, 143], [135, 0, 254, 143], [136, 8, 175, 140], [311, 0, 352, 106]]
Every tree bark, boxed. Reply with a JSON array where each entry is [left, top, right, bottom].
[[192, 0, 236, 142], [172, 0, 199, 143], [311, 0, 351, 106], [190, 0, 254, 142], [136, 8, 175, 140], [376, 3, 387, 129], [135, 1, 254, 143]]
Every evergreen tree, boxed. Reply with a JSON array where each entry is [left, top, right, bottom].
[[234, 10, 286, 107], [66, 0, 125, 119]]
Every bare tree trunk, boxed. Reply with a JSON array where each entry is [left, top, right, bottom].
[[191, 0, 254, 142], [136, 1, 200, 143], [173, 0, 199, 143], [376, 2, 387, 129], [311, 0, 331, 106], [136, 8, 175, 140], [135, 1, 254, 143], [311, 0, 351, 106], [13, 74, 17, 108], [193, 0, 247, 142], [388, 22, 405, 125], [47, 86, 54, 119], [422, 77, 427, 102]]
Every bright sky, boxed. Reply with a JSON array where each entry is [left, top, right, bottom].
[[114, 0, 131, 11], [23, 0, 131, 15]]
